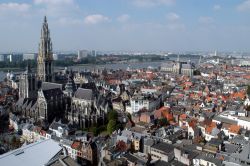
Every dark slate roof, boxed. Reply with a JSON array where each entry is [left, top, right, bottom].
[[230, 135, 247, 145], [152, 142, 174, 154], [175, 146, 199, 159], [41, 82, 62, 91], [208, 138, 223, 146], [245, 130, 250, 137], [30, 102, 37, 112], [74, 88, 93, 100], [22, 99, 30, 110], [26, 100, 36, 110], [230, 143, 250, 163], [169, 160, 187, 166], [43, 88, 63, 100], [153, 160, 171, 166], [81, 82, 97, 94], [49, 121, 68, 130], [123, 153, 141, 164], [224, 143, 239, 153]]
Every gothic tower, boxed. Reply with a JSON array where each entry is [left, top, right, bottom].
[[37, 16, 54, 83], [19, 65, 37, 99]]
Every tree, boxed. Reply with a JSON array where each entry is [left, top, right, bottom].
[[116, 123, 123, 130], [127, 113, 132, 121], [89, 127, 98, 136], [11, 136, 16, 144], [116, 140, 127, 152], [108, 110, 118, 121], [157, 118, 169, 126], [247, 85, 250, 95], [107, 120, 117, 134]]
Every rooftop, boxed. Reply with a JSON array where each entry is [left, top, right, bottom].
[[0, 139, 62, 166]]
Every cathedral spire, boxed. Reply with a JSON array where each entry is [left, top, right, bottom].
[[37, 16, 54, 82], [44, 15, 47, 23]]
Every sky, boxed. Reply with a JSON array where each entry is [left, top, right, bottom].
[[0, 0, 250, 53]]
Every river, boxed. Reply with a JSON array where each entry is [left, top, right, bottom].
[[0, 57, 200, 81]]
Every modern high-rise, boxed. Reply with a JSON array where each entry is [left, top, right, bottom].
[[37, 16, 54, 82], [77, 50, 88, 60]]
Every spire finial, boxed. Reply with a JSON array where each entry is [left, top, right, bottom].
[[44, 16, 47, 23]]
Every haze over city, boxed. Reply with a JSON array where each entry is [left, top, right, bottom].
[[1, 0, 250, 52]]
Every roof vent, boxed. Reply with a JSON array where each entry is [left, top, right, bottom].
[[13, 149, 24, 156]]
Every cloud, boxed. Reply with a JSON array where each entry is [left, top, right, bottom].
[[117, 14, 130, 23], [213, 4, 221, 11], [166, 12, 180, 21], [58, 17, 83, 26], [237, 0, 250, 12], [199, 16, 214, 24], [84, 14, 110, 25], [33, 0, 78, 18], [132, 0, 175, 8], [0, 3, 30, 13], [166, 23, 185, 31], [34, 0, 74, 5]]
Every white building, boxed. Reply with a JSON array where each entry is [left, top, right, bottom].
[[77, 50, 88, 60], [0, 54, 4, 61], [129, 95, 160, 113], [23, 53, 37, 60]]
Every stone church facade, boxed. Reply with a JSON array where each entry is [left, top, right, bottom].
[[16, 16, 64, 126], [16, 16, 111, 129]]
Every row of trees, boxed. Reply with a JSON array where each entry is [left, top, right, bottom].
[[84, 109, 122, 136], [107, 110, 123, 134]]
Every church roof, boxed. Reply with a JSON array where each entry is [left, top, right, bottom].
[[41, 82, 62, 91], [15, 98, 25, 108], [74, 88, 93, 100], [26, 100, 36, 110], [42, 88, 63, 100]]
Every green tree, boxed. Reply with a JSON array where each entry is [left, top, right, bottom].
[[127, 113, 132, 121], [157, 118, 169, 126], [107, 120, 117, 134], [108, 110, 118, 121], [116, 123, 123, 130], [89, 127, 98, 136], [247, 85, 250, 95], [11, 136, 16, 144]]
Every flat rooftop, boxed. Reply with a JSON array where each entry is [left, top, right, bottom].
[[0, 139, 62, 166]]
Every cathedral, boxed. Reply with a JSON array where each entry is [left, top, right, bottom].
[[17, 16, 65, 126], [19, 16, 54, 99], [16, 16, 111, 129]]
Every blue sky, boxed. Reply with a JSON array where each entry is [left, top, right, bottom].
[[0, 0, 250, 52]]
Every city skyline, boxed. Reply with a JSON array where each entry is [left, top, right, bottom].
[[1, 0, 250, 52]]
